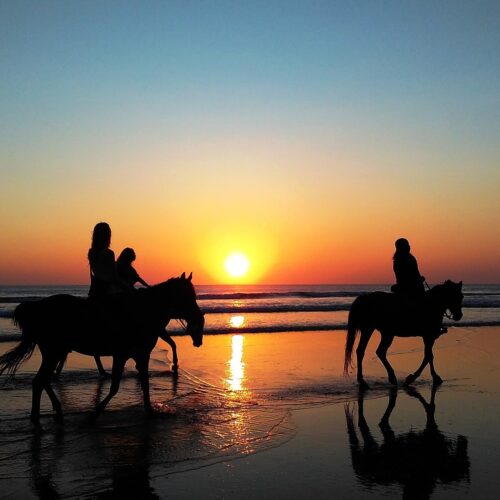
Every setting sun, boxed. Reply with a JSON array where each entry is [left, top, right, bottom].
[[225, 253, 250, 278]]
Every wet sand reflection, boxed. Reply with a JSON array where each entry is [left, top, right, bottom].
[[227, 334, 245, 392], [345, 386, 470, 499]]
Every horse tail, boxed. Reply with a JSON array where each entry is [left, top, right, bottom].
[[0, 302, 37, 377], [344, 296, 363, 376]]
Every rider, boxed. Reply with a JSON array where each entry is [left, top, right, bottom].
[[116, 247, 150, 290], [391, 238, 447, 333], [88, 222, 128, 376], [391, 238, 425, 300]]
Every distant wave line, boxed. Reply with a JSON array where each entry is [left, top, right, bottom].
[[1, 319, 499, 343], [1, 302, 500, 319], [1, 290, 499, 304], [1, 303, 500, 319]]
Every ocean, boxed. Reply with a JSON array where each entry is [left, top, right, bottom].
[[1, 283, 500, 342]]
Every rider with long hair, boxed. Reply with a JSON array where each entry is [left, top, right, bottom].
[[88, 222, 125, 298], [87, 222, 126, 376]]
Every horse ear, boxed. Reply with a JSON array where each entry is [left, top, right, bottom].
[[181, 272, 186, 280], [459, 281, 463, 288], [187, 272, 192, 281]]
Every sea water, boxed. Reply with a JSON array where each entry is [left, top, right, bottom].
[[1, 283, 500, 341]]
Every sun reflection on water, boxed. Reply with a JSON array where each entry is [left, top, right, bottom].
[[229, 315, 245, 328], [227, 334, 245, 392]]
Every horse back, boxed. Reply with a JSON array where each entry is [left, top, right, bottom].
[[14, 295, 85, 328], [350, 291, 423, 334]]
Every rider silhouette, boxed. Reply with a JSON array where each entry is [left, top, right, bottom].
[[391, 238, 448, 335], [116, 248, 150, 290], [391, 238, 425, 300], [87, 222, 127, 376]]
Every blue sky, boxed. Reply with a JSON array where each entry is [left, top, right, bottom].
[[1, 1, 499, 283]]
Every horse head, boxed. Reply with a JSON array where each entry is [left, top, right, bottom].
[[442, 280, 464, 321], [158, 273, 204, 347], [428, 280, 463, 322]]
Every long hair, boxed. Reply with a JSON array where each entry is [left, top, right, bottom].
[[88, 222, 111, 264]]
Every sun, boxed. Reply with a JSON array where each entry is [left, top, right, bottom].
[[225, 252, 250, 278]]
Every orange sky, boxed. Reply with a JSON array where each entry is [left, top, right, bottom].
[[1, 3, 499, 285]]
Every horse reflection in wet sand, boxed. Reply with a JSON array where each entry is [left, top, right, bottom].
[[0, 273, 204, 425], [344, 280, 463, 388], [345, 387, 470, 499]]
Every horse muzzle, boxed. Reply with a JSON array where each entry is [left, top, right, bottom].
[[187, 313, 204, 348]]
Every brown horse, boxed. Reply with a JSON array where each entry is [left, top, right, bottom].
[[344, 280, 463, 388], [0, 273, 204, 424]]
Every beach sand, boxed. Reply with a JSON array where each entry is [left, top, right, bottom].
[[1, 326, 500, 498]]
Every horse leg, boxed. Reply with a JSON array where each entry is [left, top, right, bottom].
[[405, 352, 428, 385], [160, 332, 178, 372], [94, 356, 109, 377], [53, 354, 67, 378], [44, 381, 63, 423], [93, 356, 126, 417], [425, 338, 443, 385], [405, 337, 441, 385], [135, 353, 154, 414], [356, 328, 373, 390], [376, 334, 397, 385], [31, 357, 60, 424]]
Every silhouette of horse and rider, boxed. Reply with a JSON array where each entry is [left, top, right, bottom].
[[53, 223, 185, 377], [0, 222, 205, 424], [0, 230, 463, 424], [345, 238, 464, 389]]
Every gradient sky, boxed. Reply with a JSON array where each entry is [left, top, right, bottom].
[[1, 1, 499, 284]]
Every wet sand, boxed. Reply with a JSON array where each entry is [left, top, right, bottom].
[[1, 326, 500, 498]]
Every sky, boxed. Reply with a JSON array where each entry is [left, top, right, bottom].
[[1, 0, 499, 285]]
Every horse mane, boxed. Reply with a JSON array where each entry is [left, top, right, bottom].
[[136, 277, 195, 300]]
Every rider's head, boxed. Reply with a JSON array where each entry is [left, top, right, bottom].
[[91, 222, 111, 250], [395, 238, 410, 253]]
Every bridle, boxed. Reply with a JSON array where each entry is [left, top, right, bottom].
[[425, 280, 455, 320]]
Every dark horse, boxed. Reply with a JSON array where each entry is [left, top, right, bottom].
[[0, 273, 204, 424], [344, 280, 463, 388]]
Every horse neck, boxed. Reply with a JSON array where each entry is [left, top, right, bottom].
[[427, 285, 449, 316]]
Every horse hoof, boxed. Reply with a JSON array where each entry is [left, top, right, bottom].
[[404, 374, 417, 385], [389, 377, 398, 386], [359, 380, 370, 391], [433, 376, 443, 386]]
